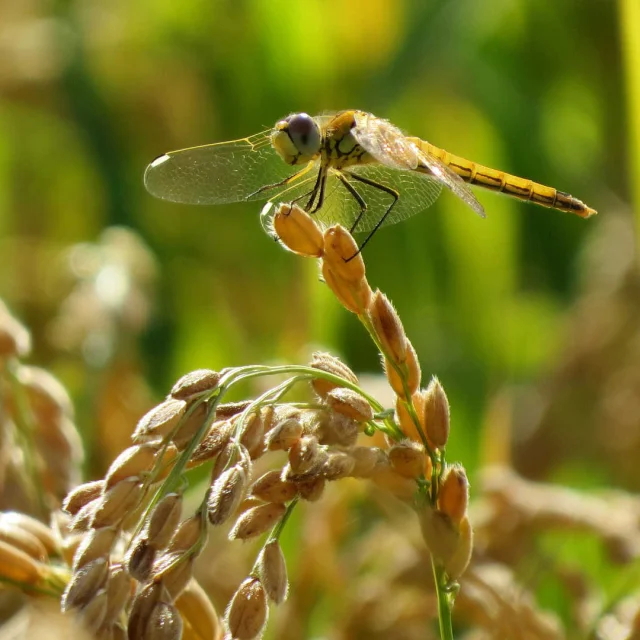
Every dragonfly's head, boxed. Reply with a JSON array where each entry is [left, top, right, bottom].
[[271, 113, 322, 165]]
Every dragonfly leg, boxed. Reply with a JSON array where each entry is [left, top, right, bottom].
[[343, 171, 399, 259], [246, 162, 314, 200], [305, 165, 327, 213], [335, 172, 368, 232]]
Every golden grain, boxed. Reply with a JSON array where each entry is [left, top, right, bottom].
[[265, 417, 302, 451], [258, 540, 288, 604], [63, 480, 105, 516], [310, 351, 358, 398], [226, 577, 268, 640], [250, 470, 298, 503], [272, 203, 324, 257], [421, 376, 450, 449], [72, 526, 117, 571], [438, 464, 468, 525], [325, 387, 374, 423], [229, 502, 286, 540], [170, 369, 221, 400], [175, 579, 222, 640], [368, 290, 407, 364], [208, 465, 247, 526], [388, 441, 426, 480], [133, 398, 187, 442]]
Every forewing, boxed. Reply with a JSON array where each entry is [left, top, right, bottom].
[[418, 152, 486, 218], [144, 130, 297, 205], [351, 112, 421, 170], [312, 165, 443, 233]]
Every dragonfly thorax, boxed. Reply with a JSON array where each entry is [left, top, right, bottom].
[[271, 113, 322, 166]]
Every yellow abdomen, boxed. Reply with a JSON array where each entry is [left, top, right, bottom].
[[410, 138, 597, 218]]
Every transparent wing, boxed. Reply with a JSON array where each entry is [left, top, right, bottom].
[[144, 130, 299, 205], [351, 112, 421, 169], [314, 165, 443, 233], [417, 153, 486, 218], [352, 112, 486, 218]]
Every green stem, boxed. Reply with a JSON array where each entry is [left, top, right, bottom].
[[432, 558, 454, 640], [619, 0, 640, 249]]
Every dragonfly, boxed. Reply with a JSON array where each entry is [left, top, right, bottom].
[[144, 110, 596, 249]]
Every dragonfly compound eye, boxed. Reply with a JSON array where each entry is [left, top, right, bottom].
[[286, 113, 321, 157]]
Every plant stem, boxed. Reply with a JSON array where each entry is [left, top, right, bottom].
[[432, 558, 454, 640]]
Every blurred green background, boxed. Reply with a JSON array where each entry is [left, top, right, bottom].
[[0, 0, 637, 492]]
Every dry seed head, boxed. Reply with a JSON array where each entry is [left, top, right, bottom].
[[133, 398, 187, 442], [315, 412, 359, 447], [105, 564, 135, 620], [258, 540, 288, 604], [175, 579, 222, 640], [259, 405, 275, 434], [371, 459, 418, 501], [323, 225, 365, 283], [63, 480, 105, 516], [372, 469, 418, 501], [146, 493, 183, 550], [368, 290, 407, 364], [72, 526, 117, 571], [152, 553, 195, 601], [18, 365, 73, 423], [167, 514, 206, 554], [238, 412, 265, 459], [395, 397, 426, 444], [438, 464, 469, 525], [105, 445, 158, 489], [322, 451, 355, 480], [208, 465, 247, 526], [210, 441, 251, 480], [389, 441, 426, 480], [321, 260, 372, 314], [0, 512, 60, 556], [77, 587, 108, 634], [421, 376, 450, 449], [288, 435, 326, 475], [69, 498, 101, 532], [349, 446, 385, 478], [384, 357, 405, 398], [62, 557, 109, 611], [383, 341, 420, 399], [272, 202, 324, 257], [189, 419, 233, 467], [126, 537, 156, 581], [325, 387, 374, 423], [0, 539, 46, 585], [265, 417, 302, 451], [226, 577, 268, 640], [270, 404, 301, 425], [128, 582, 163, 639], [443, 516, 473, 580], [0, 301, 31, 358], [418, 506, 459, 567], [92, 478, 143, 528], [229, 502, 286, 540], [170, 369, 220, 400], [172, 400, 209, 449], [215, 400, 253, 421], [296, 476, 325, 502], [310, 352, 358, 398], [237, 496, 265, 515], [250, 470, 298, 503], [0, 522, 48, 563], [145, 601, 184, 640]]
